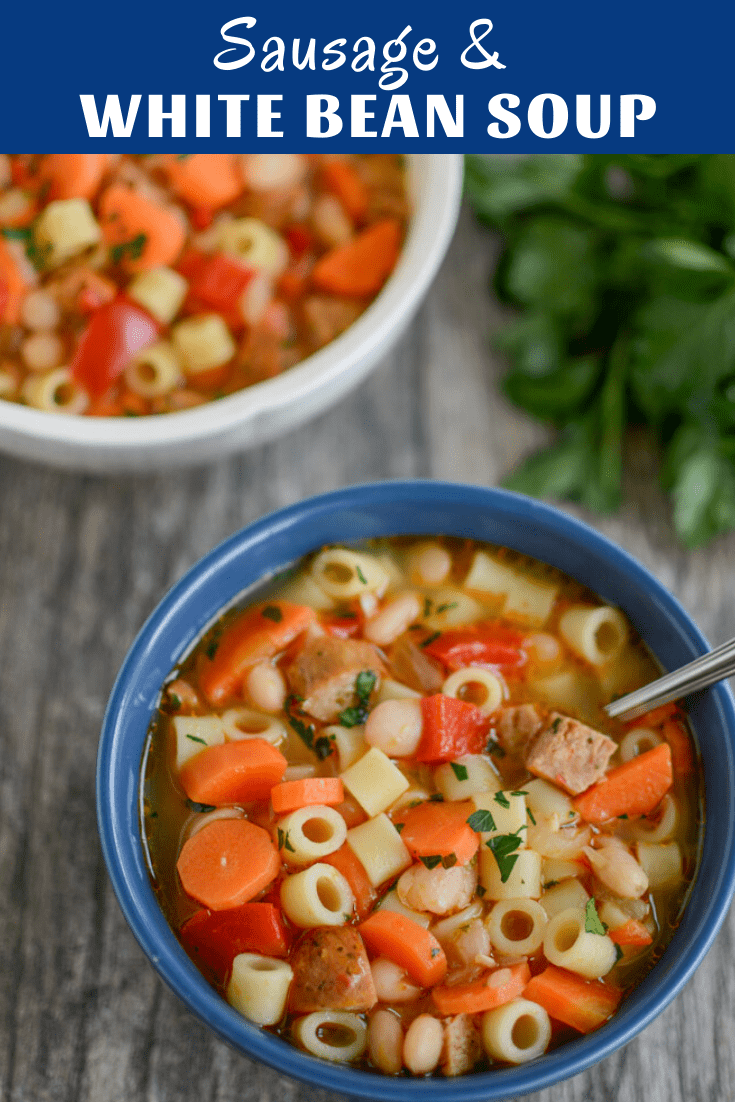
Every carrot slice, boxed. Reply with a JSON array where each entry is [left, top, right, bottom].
[[199, 601, 315, 706], [416, 694, 490, 763], [608, 919, 653, 947], [322, 161, 369, 223], [431, 962, 530, 1016], [574, 743, 673, 824], [661, 718, 694, 774], [179, 738, 287, 806], [358, 911, 447, 987], [523, 965, 622, 1033], [393, 800, 479, 866], [160, 154, 244, 210], [40, 154, 110, 200], [623, 702, 680, 729], [311, 219, 401, 298], [98, 184, 186, 271], [322, 843, 376, 920], [177, 818, 280, 911], [271, 777, 344, 815], [0, 239, 33, 325]]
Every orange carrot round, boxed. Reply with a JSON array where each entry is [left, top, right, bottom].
[[661, 718, 695, 774], [322, 843, 376, 919], [271, 777, 344, 815], [177, 818, 280, 910], [40, 154, 110, 200], [179, 738, 287, 806], [358, 911, 447, 987], [322, 160, 369, 223], [393, 799, 478, 866], [160, 154, 244, 210], [523, 965, 622, 1033], [574, 743, 673, 824], [608, 919, 653, 947], [312, 219, 401, 298], [431, 962, 530, 1016], [0, 239, 33, 325], [199, 601, 314, 707], [98, 184, 186, 271]]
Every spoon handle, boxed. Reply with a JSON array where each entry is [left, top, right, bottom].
[[604, 636, 735, 722]]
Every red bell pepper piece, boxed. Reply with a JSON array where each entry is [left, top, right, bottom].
[[180, 901, 289, 983], [423, 625, 526, 673], [183, 251, 254, 313], [285, 224, 314, 258], [70, 295, 159, 400], [416, 694, 490, 762]]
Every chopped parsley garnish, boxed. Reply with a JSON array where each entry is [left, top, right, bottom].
[[618, 813, 629, 820], [185, 798, 216, 813], [185, 734, 206, 745], [543, 879, 560, 889], [487, 739, 506, 758], [466, 808, 497, 833], [551, 716, 563, 733], [476, 884, 486, 897], [355, 565, 368, 585], [338, 669, 377, 727], [285, 696, 333, 759], [436, 601, 458, 614], [450, 762, 469, 781], [277, 827, 295, 853], [485, 828, 525, 882], [0, 226, 31, 241], [261, 604, 283, 623], [420, 631, 441, 649], [494, 791, 511, 809], [428, 793, 444, 802], [204, 624, 224, 660], [527, 807, 537, 825], [584, 898, 608, 935], [423, 597, 433, 618], [418, 853, 459, 870], [111, 232, 148, 265], [614, 943, 625, 964], [394, 822, 405, 833], [169, 693, 182, 710], [430, 947, 440, 958]]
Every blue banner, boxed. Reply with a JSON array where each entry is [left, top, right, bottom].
[[1, 0, 731, 150]]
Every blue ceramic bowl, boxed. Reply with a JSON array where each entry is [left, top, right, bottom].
[[97, 481, 735, 1100]]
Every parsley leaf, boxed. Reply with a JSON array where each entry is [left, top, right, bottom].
[[185, 734, 206, 745], [466, 809, 497, 833], [338, 669, 377, 728], [277, 827, 295, 853], [420, 631, 441, 649], [419, 854, 443, 870], [261, 604, 283, 623], [494, 791, 511, 809], [111, 233, 148, 265], [355, 565, 367, 585], [436, 601, 458, 614], [285, 696, 333, 758], [584, 898, 608, 935], [450, 762, 469, 781], [169, 693, 182, 710], [423, 596, 433, 618], [485, 829, 525, 882], [614, 943, 625, 964]]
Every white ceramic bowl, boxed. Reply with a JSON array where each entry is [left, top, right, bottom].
[[0, 155, 463, 473]]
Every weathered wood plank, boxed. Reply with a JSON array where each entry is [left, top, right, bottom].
[[0, 202, 732, 1102]]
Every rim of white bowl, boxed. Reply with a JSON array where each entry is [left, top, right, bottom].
[[0, 154, 463, 461]]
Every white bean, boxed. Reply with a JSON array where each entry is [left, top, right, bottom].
[[524, 632, 562, 665], [368, 1009, 403, 1075], [371, 958, 423, 1003], [20, 289, 61, 331], [403, 1014, 443, 1075], [243, 153, 307, 191], [365, 699, 423, 758], [408, 543, 452, 586], [21, 332, 64, 372], [312, 194, 353, 247], [584, 839, 649, 899], [239, 271, 273, 326], [245, 661, 287, 714], [365, 593, 422, 647]]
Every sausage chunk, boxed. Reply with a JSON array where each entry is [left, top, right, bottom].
[[525, 712, 617, 795], [286, 635, 384, 722], [442, 1014, 483, 1077], [388, 635, 444, 695], [289, 927, 377, 1013], [496, 703, 543, 754]]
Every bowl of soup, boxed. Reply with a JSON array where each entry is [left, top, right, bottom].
[[0, 154, 461, 471], [96, 481, 735, 1099]]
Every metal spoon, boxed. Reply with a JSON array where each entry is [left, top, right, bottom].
[[604, 636, 735, 722]]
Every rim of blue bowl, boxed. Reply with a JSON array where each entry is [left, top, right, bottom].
[[97, 480, 735, 1101]]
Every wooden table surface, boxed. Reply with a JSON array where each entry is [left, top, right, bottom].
[[1, 203, 733, 1102]]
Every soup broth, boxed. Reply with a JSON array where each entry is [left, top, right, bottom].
[[141, 537, 701, 1076]]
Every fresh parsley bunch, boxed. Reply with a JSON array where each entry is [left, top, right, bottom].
[[465, 154, 735, 547]]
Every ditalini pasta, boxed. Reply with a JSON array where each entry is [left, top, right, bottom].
[[0, 154, 407, 415], [141, 537, 701, 1077]]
